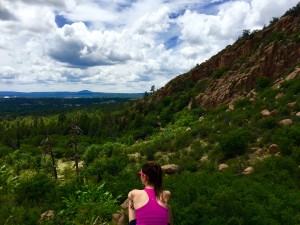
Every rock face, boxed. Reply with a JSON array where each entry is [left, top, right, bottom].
[[154, 14, 300, 109], [161, 164, 180, 174]]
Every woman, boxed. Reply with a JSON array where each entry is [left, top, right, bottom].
[[128, 161, 173, 225]]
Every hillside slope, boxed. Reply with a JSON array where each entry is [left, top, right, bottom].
[[154, 3, 300, 109]]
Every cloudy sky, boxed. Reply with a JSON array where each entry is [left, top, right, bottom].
[[0, 0, 298, 93]]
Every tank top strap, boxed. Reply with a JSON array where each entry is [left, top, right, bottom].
[[144, 188, 157, 203]]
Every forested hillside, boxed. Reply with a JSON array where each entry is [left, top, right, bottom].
[[1, 3, 300, 225]]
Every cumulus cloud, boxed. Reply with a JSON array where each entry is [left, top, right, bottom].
[[0, 66, 19, 83], [0, 0, 299, 92], [47, 22, 144, 67], [0, 2, 16, 21]]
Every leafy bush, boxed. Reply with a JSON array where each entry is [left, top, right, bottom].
[[255, 76, 272, 92], [271, 126, 300, 155], [58, 183, 120, 224], [0, 164, 19, 194], [83, 144, 102, 164], [257, 117, 278, 129], [212, 67, 229, 79], [219, 128, 251, 158], [165, 170, 300, 225], [16, 173, 55, 203]]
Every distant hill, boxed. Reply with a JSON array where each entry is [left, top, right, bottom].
[[0, 91, 143, 98]]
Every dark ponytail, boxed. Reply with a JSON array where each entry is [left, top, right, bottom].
[[142, 161, 163, 199]]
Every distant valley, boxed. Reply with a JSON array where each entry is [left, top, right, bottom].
[[0, 90, 143, 98]]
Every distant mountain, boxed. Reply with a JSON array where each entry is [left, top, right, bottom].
[[0, 91, 143, 98]]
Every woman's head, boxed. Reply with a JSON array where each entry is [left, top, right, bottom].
[[139, 161, 163, 198]]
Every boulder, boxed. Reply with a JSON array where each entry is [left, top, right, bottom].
[[296, 112, 300, 117], [112, 213, 125, 225], [254, 148, 265, 156], [261, 109, 271, 117], [287, 102, 297, 107], [161, 164, 180, 174], [243, 167, 254, 175], [275, 93, 284, 99], [201, 155, 208, 162], [278, 119, 293, 126], [270, 109, 278, 116], [219, 164, 229, 171], [40, 210, 54, 219], [112, 199, 129, 225], [268, 144, 280, 154]]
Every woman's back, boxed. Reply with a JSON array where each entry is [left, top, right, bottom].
[[128, 161, 173, 225], [135, 188, 168, 225]]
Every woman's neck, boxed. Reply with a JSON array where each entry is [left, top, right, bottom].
[[145, 184, 154, 189]]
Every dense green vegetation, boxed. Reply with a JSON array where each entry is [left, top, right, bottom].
[[0, 97, 133, 119], [0, 73, 299, 224]]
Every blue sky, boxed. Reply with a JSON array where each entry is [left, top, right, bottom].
[[0, 0, 299, 93]]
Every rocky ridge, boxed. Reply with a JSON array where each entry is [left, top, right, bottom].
[[155, 12, 300, 108]]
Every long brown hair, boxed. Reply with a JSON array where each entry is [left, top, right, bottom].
[[142, 161, 163, 199]]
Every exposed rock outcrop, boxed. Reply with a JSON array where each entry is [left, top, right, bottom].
[[154, 14, 300, 109]]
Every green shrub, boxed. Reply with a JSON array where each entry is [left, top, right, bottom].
[[212, 67, 229, 79], [0, 164, 19, 194], [219, 128, 251, 158], [257, 117, 278, 129], [83, 144, 102, 164], [16, 173, 55, 203], [191, 140, 207, 159], [271, 126, 300, 155], [234, 98, 250, 108], [255, 76, 272, 92], [58, 183, 120, 224]]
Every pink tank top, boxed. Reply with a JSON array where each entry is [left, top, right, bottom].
[[135, 188, 168, 225]]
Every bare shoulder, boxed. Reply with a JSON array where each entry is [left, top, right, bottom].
[[128, 189, 143, 199]]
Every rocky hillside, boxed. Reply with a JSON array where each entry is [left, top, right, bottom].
[[155, 3, 300, 109]]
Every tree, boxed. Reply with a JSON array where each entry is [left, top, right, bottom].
[[69, 119, 83, 177], [40, 135, 58, 179], [150, 85, 156, 94]]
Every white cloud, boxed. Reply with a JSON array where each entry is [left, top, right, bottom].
[[0, 0, 298, 92]]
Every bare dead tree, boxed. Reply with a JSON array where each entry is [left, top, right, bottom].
[[69, 119, 83, 177], [40, 135, 58, 179]]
